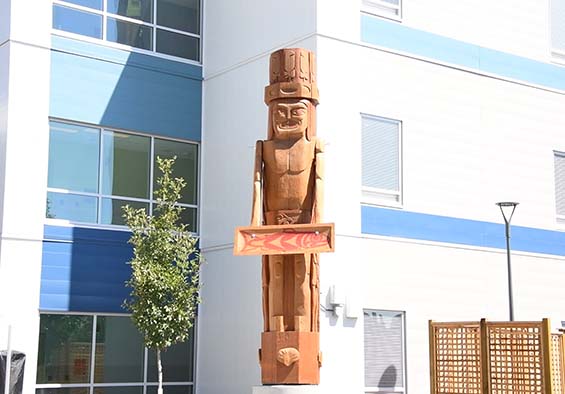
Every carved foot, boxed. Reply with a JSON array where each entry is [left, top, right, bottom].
[[277, 347, 300, 366]]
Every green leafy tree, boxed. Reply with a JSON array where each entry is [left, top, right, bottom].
[[123, 157, 202, 394]]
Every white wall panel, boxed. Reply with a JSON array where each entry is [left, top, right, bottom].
[[204, 0, 316, 77], [317, 36, 565, 230], [0, 2, 52, 392]]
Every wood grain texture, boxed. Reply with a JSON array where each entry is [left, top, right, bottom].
[[234, 223, 334, 256]]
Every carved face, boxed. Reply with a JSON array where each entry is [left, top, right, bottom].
[[271, 99, 310, 140]]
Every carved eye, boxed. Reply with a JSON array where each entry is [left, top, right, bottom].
[[292, 109, 306, 116], [277, 109, 286, 116]]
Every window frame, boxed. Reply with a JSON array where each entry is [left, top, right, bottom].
[[363, 308, 407, 394], [36, 312, 197, 394], [46, 118, 200, 232], [550, 0, 565, 65], [555, 150, 565, 225], [361, 0, 402, 22], [360, 113, 403, 208], [52, 0, 202, 65]]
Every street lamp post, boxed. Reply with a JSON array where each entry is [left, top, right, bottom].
[[496, 202, 519, 321]]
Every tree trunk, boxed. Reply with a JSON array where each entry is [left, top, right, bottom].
[[157, 348, 163, 394]]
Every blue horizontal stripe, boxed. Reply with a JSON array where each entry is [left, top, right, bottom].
[[50, 37, 202, 141], [41, 225, 134, 313], [361, 14, 565, 92], [361, 205, 565, 256]]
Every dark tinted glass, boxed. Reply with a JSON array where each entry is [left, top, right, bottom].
[[37, 389, 89, 394], [36, 315, 93, 384], [156, 29, 198, 61], [101, 198, 148, 226], [153, 139, 198, 204], [107, 0, 153, 22], [53, 5, 102, 38], [147, 336, 194, 382], [94, 388, 143, 394], [157, 0, 199, 33], [107, 18, 153, 50], [102, 131, 150, 199], [146, 386, 192, 394], [94, 316, 144, 383]]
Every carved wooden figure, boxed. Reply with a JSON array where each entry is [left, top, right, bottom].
[[250, 48, 327, 385]]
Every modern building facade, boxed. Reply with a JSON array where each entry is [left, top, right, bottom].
[[1, 1, 564, 394]]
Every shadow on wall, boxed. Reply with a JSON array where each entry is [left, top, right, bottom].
[[378, 365, 397, 388], [50, 35, 202, 142], [41, 225, 133, 313]]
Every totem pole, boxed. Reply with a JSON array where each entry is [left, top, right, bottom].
[[234, 48, 334, 385]]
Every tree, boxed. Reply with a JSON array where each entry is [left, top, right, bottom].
[[123, 157, 202, 394]]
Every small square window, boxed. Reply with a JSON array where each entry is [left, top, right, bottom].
[[361, 0, 402, 21], [361, 114, 402, 207]]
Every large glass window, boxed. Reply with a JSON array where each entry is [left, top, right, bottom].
[[52, 0, 201, 62], [361, 114, 402, 207], [36, 314, 195, 394], [47, 120, 199, 231]]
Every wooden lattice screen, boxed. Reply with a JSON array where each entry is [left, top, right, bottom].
[[552, 333, 565, 394], [430, 319, 564, 394]]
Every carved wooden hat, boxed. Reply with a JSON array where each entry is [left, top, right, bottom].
[[265, 48, 319, 105]]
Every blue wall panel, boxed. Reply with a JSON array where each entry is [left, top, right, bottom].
[[361, 15, 565, 92], [50, 36, 202, 141], [41, 225, 133, 313], [362, 205, 565, 257]]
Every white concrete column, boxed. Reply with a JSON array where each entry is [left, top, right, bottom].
[[0, 1, 52, 393]]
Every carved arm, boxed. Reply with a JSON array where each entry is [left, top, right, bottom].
[[251, 140, 263, 226], [313, 138, 324, 223]]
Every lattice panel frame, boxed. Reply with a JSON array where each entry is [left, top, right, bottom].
[[552, 334, 565, 394], [485, 322, 546, 394], [430, 322, 482, 394]]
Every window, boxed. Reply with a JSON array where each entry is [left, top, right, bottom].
[[364, 309, 406, 394], [46, 120, 199, 231], [555, 151, 565, 223], [361, 0, 402, 21], [52, 0, 201, 62], [361, 114, 402, 206], [36, 314, 195, 394], [551, 0, 565, 63]]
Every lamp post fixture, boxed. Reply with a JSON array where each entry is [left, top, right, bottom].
[[496, 201, 519, 321]]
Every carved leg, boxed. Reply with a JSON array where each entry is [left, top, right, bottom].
[[262, 256, 269, 332], [294, 254, 311, 332], [310, 254, 320, 332], [269, 255, 284, 332]]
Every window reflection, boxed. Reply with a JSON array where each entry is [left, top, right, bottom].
[[48, 122, 100, 193], [94, 317, 144, 383], [47, 192, 98, 223], [147, 336, 194, 382], [156, 0, 199, 34], [37, 315, 94, 384], [52, 5, 102, 39], [107, 18, 153, 50], [154, 139, 198, 205], [102, 131, 150, 199], [107, 0, 153, 22]]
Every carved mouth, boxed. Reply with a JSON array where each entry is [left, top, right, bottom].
[[278, 121, 300, 129]]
